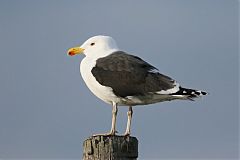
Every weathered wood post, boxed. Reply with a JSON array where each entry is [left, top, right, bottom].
[[83, 135, 138, 160]]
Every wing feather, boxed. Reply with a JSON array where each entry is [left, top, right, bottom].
[[91, 51, 177, 97]]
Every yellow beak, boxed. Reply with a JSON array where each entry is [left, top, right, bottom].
[[67, 47, 85, 56]]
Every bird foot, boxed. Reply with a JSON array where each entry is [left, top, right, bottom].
[[92, 131, 118, 137], [123, 132, 131, 137]]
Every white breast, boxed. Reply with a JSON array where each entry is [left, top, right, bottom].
[[80, 57, 120, 105]]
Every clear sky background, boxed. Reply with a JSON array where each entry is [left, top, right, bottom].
[[0, 0, 238, 159]]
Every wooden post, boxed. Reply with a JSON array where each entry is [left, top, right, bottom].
[[83, 135, 138, 160]]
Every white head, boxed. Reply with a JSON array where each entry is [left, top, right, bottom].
[[68, 35, 119, 58]]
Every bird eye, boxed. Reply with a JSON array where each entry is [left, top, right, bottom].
[[90, 43, 95, 46]]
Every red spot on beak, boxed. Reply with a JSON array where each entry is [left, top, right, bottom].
[[68, 51, 75, 56]]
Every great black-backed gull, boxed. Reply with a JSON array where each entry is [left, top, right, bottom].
[[68, 35, 207, 136]]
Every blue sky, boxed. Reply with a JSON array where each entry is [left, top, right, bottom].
[[0, 0, 238, 159]]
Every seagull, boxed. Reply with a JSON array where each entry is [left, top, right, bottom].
[[68, 35, 207, 136]]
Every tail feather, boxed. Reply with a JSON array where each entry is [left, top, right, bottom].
[[171, 87, 208, 100]]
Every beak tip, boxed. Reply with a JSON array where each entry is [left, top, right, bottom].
[[68, 51, 75, 56]]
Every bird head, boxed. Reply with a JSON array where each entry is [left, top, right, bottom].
[[67, 35, 119, 58]]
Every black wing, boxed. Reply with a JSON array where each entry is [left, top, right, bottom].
[[91, 51, 176, 97]]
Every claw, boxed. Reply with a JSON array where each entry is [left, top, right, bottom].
[[123, 132, 130, 137]]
